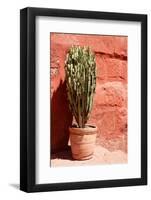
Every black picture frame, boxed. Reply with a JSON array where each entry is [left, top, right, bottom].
[[20, 7, 147, 193]]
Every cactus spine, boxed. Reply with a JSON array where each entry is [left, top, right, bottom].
[[65, 46, 96, 128]]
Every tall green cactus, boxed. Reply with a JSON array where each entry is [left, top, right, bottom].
[[65, 46, 96, 128]]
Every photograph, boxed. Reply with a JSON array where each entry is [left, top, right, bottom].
[[50, 33, 128, 167], [20, 7, 147, 192], [0, 0, 149, 197]]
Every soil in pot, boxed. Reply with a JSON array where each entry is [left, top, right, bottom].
[[69, 125, 97, 160]]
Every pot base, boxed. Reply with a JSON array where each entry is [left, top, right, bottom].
[[72, 153, 93, 161]]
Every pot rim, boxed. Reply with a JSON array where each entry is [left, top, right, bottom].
[[69, 124, 97, 134]]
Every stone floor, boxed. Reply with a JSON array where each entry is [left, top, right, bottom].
[[51, 145, 127, 167]]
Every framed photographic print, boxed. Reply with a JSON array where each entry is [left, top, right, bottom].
[[20, 7, 147, 192]]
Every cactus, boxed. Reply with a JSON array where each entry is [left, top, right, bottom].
[[65, 46, 96, 128]]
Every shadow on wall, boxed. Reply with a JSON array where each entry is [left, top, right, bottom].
[[51, 80, 73, 154]]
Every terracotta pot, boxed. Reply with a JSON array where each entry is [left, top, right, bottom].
[[69, 125, 97, 160]]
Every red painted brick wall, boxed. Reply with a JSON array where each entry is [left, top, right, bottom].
[[50, 33, 127, 153]]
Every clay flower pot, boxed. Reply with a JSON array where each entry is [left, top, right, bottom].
[[69, 125, 97, 160]]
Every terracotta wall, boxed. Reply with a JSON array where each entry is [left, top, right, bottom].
[[50, 33, 127, 153]]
